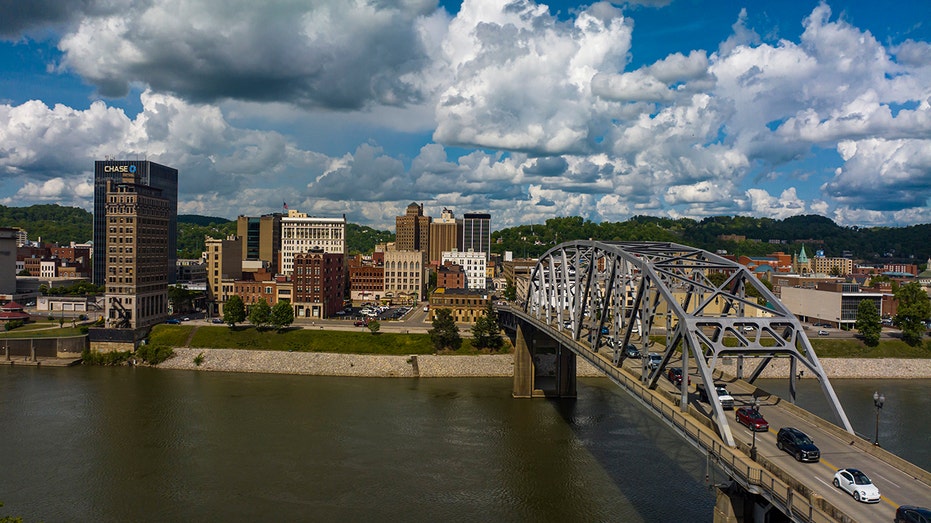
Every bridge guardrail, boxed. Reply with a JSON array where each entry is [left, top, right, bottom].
[[582, 347, 842, 523]]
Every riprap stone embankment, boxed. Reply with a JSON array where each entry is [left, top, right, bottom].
[[158, 348, 931, 379]]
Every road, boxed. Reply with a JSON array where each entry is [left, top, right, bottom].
[[619, 353, 930, 522]]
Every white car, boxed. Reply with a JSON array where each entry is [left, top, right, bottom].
[[833, 468, 881, 503]]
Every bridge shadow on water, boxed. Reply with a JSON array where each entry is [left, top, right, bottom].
[[548, 378, 720, 522]]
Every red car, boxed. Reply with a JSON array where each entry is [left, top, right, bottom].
[[354, 320, 368, 327], [666, 367, 690, 387], [736, 407, 769, 432]]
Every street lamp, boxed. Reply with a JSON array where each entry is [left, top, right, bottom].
[[873, 391, 885, 446], [750, 397, 761, 461]]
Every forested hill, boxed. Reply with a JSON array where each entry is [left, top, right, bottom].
[[0, 204, 93, 244], [491, 215, 931, 265], [2, 205, 928, 263]]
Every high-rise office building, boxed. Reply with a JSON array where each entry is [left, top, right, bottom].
[[236, 213, 282, 272], [103, 172, 171, 329], [94, 160, 177, 286], [428, 207, 459, 265], [279, 210, 346, 275], [462, 213, 491, 261], [395, 202, 431, 252]]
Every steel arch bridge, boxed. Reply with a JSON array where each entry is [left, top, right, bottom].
[[521, 240, 854, 447]]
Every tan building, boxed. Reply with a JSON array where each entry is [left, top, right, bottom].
[[205, 235, 243, 316], [280, 210, 345, 275], [428, 207, 459, 264], [236, 213, 282, 272], [428, 288, 490, 323], [384, 248, 426, 302], [395, 202, 430, 252], [103, 173, 171, 329], [811, 256, 854, 276]]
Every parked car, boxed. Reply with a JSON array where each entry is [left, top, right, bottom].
[[895, 505, 931, 523], [165, 318, 181, 324], [647, 352, 663, 370], [211, 318, 224, 324], [666, 367, 690, 387], [696, 383, 734, 409], [735, 407, 769, 432], [624, 344, 641, 359], [832, 468, 881, 503], [776, 427, 820, 462], [818, 330, 829, 336]]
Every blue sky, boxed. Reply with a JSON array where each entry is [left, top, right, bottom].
[[1, 0, 930, 230]]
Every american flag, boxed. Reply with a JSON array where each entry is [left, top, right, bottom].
[[283, 201, 288, 210]]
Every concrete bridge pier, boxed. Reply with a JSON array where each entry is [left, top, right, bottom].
[[512, 322, 576, 399], [714, 482, 789, 523]]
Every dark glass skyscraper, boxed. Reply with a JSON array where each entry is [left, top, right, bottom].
[[93, 160, 178, 286], [462, 212, 491, 261]]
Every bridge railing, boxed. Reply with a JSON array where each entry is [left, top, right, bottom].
[[584, 348, 842, 523]]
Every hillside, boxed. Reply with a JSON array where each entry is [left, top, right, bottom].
[[491, 215, 931, 265], [2, 204, 928, 264]]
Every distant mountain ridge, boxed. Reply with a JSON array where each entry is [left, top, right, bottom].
[[1, 205, 928, 264]]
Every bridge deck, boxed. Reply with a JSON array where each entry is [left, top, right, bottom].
[[509, 310, 931, 523]]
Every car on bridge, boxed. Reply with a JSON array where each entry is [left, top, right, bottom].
[[647, 352, 662, 370], [623, 344, 640, 359], [776, 427, 820, 462], [833, 468, 881, 503], [696, 383, 734, 410], [735, 407, 768, 432], [895, 505, 931, 523], [666, 367, 690, 387]]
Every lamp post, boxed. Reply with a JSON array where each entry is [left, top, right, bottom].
[[873, 391, 885, 447], [750, 397, 761, 461]]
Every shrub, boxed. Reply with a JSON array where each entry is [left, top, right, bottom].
[[136, 344, 174, 365], [81, 348, 132, 366], [194, 352, 205, 366]]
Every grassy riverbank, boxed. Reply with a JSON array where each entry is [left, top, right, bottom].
[[148, 325, 505, 355]]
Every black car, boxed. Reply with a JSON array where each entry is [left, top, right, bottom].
[[896, 505, 931, 523], [776, 427, 820, 462], [624, 344, 641, 359]]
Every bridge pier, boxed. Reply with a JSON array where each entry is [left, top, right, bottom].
[[512, 322, 576, 399], [714, 482, 789, 523]]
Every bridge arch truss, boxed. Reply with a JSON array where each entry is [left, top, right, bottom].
[[523, 240, 854, 447]]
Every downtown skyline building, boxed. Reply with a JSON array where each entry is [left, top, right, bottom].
[[102, 171, 171, 329], [279, 209, 346, 276], [462, 213, 491, 262], [93, 160, 178, 286]]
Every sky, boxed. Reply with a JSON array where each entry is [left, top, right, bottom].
[[0, 0, 930, 231]]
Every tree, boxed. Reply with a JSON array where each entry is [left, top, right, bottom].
[[367, 320, 381, 335], [168, 285, 197, 313], [270, 301, 294, 330], [223, 295, 246, 326], [428, 308, 461, 351], [248, 298, 271, 329], [504, 281, 516, 302], [854, 299, 882, 347], [471, 302, 503, 351], [894, 282, 931, 346]]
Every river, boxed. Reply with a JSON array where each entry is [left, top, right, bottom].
[[1, 366, 928, 522]]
